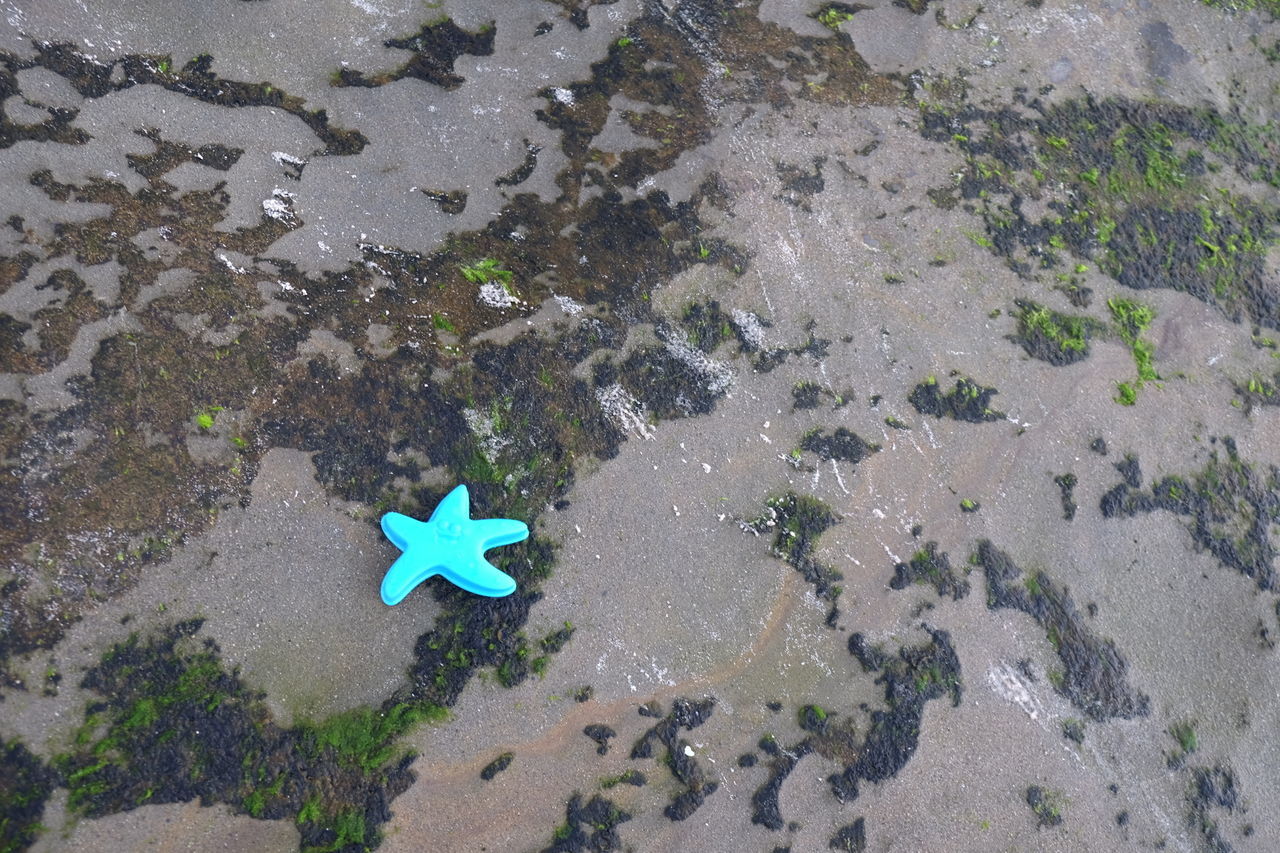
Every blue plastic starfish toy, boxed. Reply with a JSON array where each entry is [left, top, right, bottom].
[[379, 484, 527, 603]]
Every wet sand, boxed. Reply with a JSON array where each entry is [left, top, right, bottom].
[[2, 1, 1279, 852]]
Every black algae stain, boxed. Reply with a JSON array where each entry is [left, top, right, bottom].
[[1026, 784, 1065, 829], [829, 818, 867, 851], [792, 380, 823, 410], [599, 769, 645, 789], [775, 156, 827, 211], [1054, 473, 1078, 521], [331, 18, 496, 90], [628, 698, 718, 821], [27, 44, 366, 154], [1115, 454, 1143, 488], [889, 542, 969, 600], [495, 139, 543, 188], [829, 628, 961, 801], [421, 188, 467, 214], [747, 627, 962, 835], [583, 724, 616, 755], [1099, 438, 1280, 591], [750, 735, 813, 830], [0, 738, 57, 852], [540, 792, 631, 853], [975, 541, 1149, 721], [1062, 717, 1085, 744], [480, 751, 514, 780], [1187, 764, 1246, 853], [799, 427, 881, 467], [908, 375, 1004, 422], [0, 1, 931, 844], [1, 0, 765, 680], [745, 493, 844, 627]]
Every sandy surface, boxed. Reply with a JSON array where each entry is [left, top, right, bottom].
[[2, 1, 1279, 852]]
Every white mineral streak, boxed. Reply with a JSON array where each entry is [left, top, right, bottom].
[[462, 408, 511, 460], [730, 308, 767, 350], [596, 383, 655, 440], [477, 282, 521, 308]]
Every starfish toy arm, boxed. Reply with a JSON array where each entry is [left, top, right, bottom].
[[380, 511, 420, 552], [470, 517, 529, 548], [428, 482, 471, 523], [379, 485, 527, 604], [440, 553, 519, 598], [380, 549, 442, 606]]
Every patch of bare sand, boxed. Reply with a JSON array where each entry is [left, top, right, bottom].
[[31, 795, 297, 853]]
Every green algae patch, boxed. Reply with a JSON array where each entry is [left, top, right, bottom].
[[922, 95, 1280, 329], [298, 702, 447, 774], [1234, 367, 1280, 413], [975, 541, 1149, 721], [53, 619, 451, 851], [908, 374, 1004, 422], [1107, 297, 1158, 405], [1013, 300, 1101, 366], [813, 4, 860, 30], [1167, 720, 1200, 769], [1100, 438, 1280, 590]]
